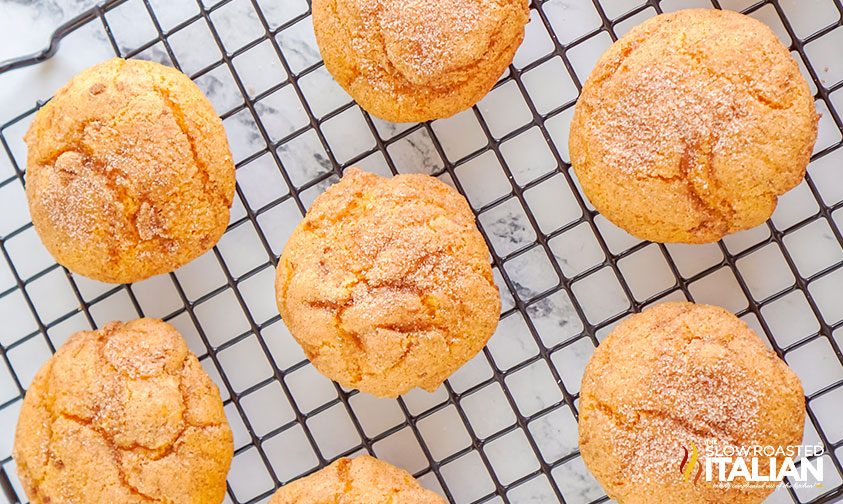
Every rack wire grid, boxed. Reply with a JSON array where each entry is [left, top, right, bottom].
[[0, 0, 842, 503]]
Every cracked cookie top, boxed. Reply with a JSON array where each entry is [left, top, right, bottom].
[[569, 9, 818, 243], [312, 0, 529, 122], [275, 168, 500, 397], [269, 456, 444, 503], [13, 318, 233, 504], [24, 58, 236, 283], [578, 302, 805, 504]]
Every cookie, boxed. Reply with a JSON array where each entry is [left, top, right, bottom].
[[276, 168, 500, 397], [569, 9, 818, 243], [13, 319, 233, 504], [578, 302, 805, 503], [312, 0, 530, 122], [269, 456, 444, 503], [25, 58, 236, 283]]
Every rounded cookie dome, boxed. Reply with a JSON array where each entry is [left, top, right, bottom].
[[275, 168, 500, 397], [569, 9, 818, 243], [13, 318, 233, 504], [578, 302, 805, 504], [25, 58, 235, 283], [269, 456, 444, 503], [312, 0, 530, 122]]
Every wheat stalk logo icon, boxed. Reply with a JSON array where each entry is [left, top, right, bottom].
[[680, 442, 704, 484]]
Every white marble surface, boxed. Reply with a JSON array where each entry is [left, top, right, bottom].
[[1, 1, 842, 503]]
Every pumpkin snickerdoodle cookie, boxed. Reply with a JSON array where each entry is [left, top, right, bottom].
[[569, 9, 818, 243], [25, 57, 235, 283], [13, 319, 233, 504], [312, 0, 530, 122], [276, 168, 500, 397], [269, 456, 444, 503], [578, 302, 805, 504]]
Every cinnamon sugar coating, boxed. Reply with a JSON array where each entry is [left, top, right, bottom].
[[13, 319, 233, 504], [570, 9, 818, 243], [275, 168, 500, 397], [25, 58, 235, 283], [578, 302, 805, 504], [312, 0, 530, 122], [269, 456, 444, 503]]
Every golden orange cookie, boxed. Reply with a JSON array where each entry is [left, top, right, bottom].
[[578, 302, 805, 503], [14, 319, 233, 504], [269, 456, 444, 503], [276, 168, 500, 397], [569, 9, 818, 243], [312, 0, 530, 122], [25, 57, 236, 283]]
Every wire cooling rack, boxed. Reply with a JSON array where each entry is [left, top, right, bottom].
[[0, 0, 842, 503]]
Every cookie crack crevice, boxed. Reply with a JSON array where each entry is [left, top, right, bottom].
[[54, 413, 162, 503], [589, 396, 733, 443], [152, 81, 226, 207]]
